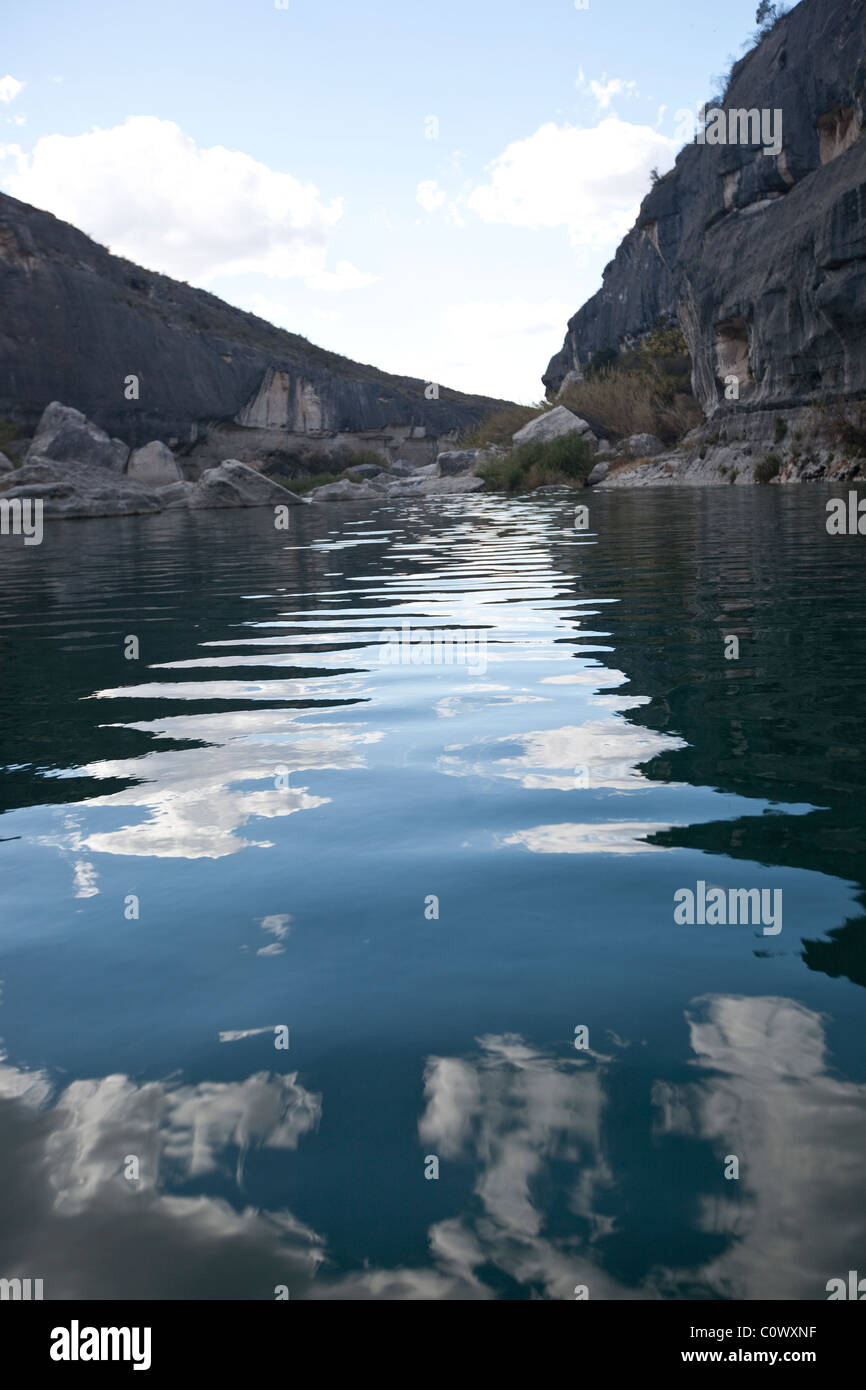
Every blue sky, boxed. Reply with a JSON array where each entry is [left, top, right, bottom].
[[2, 0, 764, 402]]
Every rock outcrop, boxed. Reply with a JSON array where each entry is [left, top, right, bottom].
[[187, 460, 304, 509], [512, 405, 597, 448], [1, 401, 306, 517], [306, 448, 491, 501], [0, 192, 508, 460], [543, 0, 866, 443], [26, 402, 129, 473]]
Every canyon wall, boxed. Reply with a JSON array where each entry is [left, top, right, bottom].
[[0, 192, 506, 457], [544, 0, 866, 427]]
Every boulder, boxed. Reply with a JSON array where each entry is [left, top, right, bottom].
[[418, 473, 484, 494], [187, 460, 305, 508], [586, 461, 610, 487], [435, 449, 479, 475], [626, 433, 665, 457], [307, 478, 383, 502], [387, 460, 418, 477], [127, 441, 182, 486], [3, 457, 163, 517], [155, 480, 196, 508], [26, 402, 129, 472], [344, 463, 385, 479], [512, 406, 597, 448]]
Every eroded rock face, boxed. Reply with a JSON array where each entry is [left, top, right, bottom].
[[543, 0, 866, 425]]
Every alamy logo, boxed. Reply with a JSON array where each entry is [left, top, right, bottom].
[[674, 880, 782, 935], [0, 1276, 43, 1299], [826, 492, 866, 534], [673, 104, 782, 156], [50, 1320, 152, 1371], [0, 497, 43, 546], [826, 1270, 866, 1299], [379, 623, 487, 675]]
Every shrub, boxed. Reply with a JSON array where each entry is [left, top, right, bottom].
[[832, 410, 866, 455], [271, 449, 389, 494], [755, 451, 781, 483], [478, 433, 594, 493], [557, 322, 701, 445], [460, 403, 544, 449], [585, 346, 619, 378], [774, 417, 788, 443], [341, 447, 387, 469], [0, 418, 20, 453], [559, 363, 701, 444]]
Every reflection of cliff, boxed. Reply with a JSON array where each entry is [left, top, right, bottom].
[[552, 489, 866, 987]]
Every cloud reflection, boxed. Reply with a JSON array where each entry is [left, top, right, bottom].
[[38, 712, 382, 859]]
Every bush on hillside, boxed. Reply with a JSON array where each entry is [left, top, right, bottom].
[[478, 432, 594, 493], [460, 403, 544, 449], [557, 322, 702, 444]]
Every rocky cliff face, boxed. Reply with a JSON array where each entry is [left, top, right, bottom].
[[0, 192, 506, 456], [544, 0, 866, 429]]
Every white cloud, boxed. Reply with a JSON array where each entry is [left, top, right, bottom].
[[0, 75, 24, 104], [0, 115, 373, 290], [416, 179, 447, 213], [304, 259, 377, 292], [466, 117, 677, 251], [426, 297, 576, 403], [576, 72, 639, 111]]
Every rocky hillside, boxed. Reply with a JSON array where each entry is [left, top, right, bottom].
[[544, 0, 866, 452], [0, 192, 506, 461]]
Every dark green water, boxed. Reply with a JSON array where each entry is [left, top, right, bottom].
[[0, 487, 864, 1300]]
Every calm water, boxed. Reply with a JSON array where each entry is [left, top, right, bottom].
[[1, 488, 864, 1300]]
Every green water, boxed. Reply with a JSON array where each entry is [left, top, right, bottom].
[[0, 487, 863, 1299]]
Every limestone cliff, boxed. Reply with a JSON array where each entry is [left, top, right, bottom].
[[0, 192, 506, 457], [544, 0, 866, 428]]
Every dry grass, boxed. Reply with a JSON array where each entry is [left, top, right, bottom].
[[559, 322, 702, 445], [559, 365, 702, 444], [460, 403, 544, 448]]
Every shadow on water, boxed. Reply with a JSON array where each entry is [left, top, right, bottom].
[[565, 487, 866, 990]]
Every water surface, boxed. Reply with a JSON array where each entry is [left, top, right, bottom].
[[1, 489, 864, 1299]]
